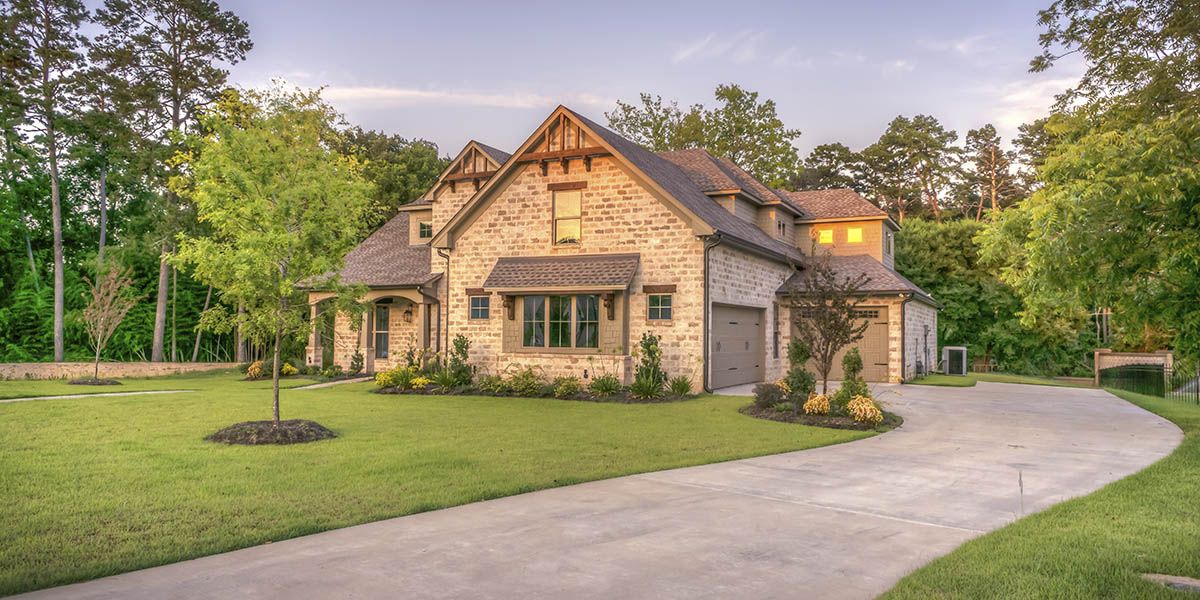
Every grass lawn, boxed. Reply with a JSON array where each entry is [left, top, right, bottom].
[[0, 373, 870, 596], [883, 390, 1200, 599], [909, 372, 1091, 388], [0, 368, 316, 400]]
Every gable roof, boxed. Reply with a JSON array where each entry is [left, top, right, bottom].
[[777, 254, 938, 307], [780, 188, 887, 221], [484, 253, 640, 291], [657, 148, 796, 213], [324, 211, 434, 288], [474, 142, 511, 165], [420, 140, 510, 202]]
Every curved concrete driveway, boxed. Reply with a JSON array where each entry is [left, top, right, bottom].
[[21, 383, 1181, 600]]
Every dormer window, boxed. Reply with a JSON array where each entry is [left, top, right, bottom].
[[847, 227, 863, 244], [817, 229, 833, 245], [553, 190, 581, 245], [418, 222, 432, 239], [776, 219, 786, 238]]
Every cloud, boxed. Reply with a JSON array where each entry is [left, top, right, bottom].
[[918, 34, 991, 56], [881, 59, 916, 77], [671, 30, 768, 64], [985, 76, 1079, 130], [322, 86, 611, 110], [772, 46, 815, 69], [829, 50, 866, 65]]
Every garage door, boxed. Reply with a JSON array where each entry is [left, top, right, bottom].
[[801, 306, 890, 382], [711, 305, 765, 389]]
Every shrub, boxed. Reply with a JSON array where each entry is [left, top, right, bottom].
[[348, 350, 364, 376], [237, 362, 252, 374], [280, 363, 298, 377], [667, 375, 693, 398], [784, 340, 816, 413], [630, 332, 667, 400], [375, 365, 415, 390], [304, 365, 321, 376], [847, 395, 883, 425], [476, 374, 509, 395], [320, 364, 343, 379], [629, 376, 665, 401], [448, 334, 474, 386], [831, 348, 870, 412], [246, 360, 265, 380], [506, 368, 545, 397], [753, 382, 785, 408], [411, 375, 432, 390], [588, 374, 622, 397], [553, 376, 583, 399], [803, 393, 830, 415], [431, 368, 459, 390]]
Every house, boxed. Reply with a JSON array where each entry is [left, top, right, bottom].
[[304, 106, 938, 388]]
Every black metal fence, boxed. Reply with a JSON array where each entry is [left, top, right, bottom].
[[1100, 364, 1200, 404]]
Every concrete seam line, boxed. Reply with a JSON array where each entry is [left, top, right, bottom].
[[0, 390, 196, 404], [639, 475, 987, 534]]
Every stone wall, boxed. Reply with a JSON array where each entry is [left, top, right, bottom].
[[446, 156, 706, 385], [903, 299, 939, 380], [0, 362, 236, 381], [707, 244, 795, 383]]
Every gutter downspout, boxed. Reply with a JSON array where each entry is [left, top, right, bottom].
[[437, 249, 451, 355], [899, 293, 912, 382], [702, 233, 724, 393]]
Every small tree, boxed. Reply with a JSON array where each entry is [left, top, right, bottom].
[[784, 339, 816, 414], [174, 87, 371, 428], [81, 265, 138, 382], [788, 249, 871, 394]]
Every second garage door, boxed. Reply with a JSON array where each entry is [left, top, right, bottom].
[[711, 304, 765, 389], [801, 306, 890, 382]]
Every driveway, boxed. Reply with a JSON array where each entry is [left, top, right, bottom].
[[21, 383, 1181, 600]]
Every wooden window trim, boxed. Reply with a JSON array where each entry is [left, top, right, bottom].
[[465, 288, 490, 296], [516, 295, 604, 354], [547, 181, 587, 191], [642, 284, 677, 294]]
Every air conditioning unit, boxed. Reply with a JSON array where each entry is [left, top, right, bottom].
[[942, 346, 968, 376]]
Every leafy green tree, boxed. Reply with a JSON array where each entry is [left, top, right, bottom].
[[790, 143, 865, 192], [606, 84, 801, 186], [173, 88, 372, 425], [858, 137, 921, 222], [875, 115, 962, 223], [1013, 118, 1055, 191], [335, 127, 447, 229], [10, 0, 87, 362], [93, 0, 252, 362], [787, 249, 870, 394], [963, 124, 1022, 219]]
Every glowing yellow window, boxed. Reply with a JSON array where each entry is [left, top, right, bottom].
[[817, 229, 833, 244], [847, 227, 863, 243]]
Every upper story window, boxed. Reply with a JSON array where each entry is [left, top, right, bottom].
[[886, 230, 894, 254], [817, 229, 833, 245], [553, 190, 581, 244], [847, 227, 863, 244], [418, 222, 433, 239], [776, 219, 787, 238]]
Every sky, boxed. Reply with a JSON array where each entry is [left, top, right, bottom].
[[221, 0, 1084, 158]]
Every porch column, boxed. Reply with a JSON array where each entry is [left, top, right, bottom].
[[308, 303, 320, 366], [363, 306, 374, 374]]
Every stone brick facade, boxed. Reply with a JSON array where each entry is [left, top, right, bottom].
[[707, 244, 794, 381], [903, 299, 939, 379]]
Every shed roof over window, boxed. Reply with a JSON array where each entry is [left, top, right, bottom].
[[483, 253, 640, 292]]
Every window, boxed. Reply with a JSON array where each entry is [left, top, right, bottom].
[[776, 219, 786, 238], [817, 229, 833, 244], [418, 222, 432, 239], [522, 295, 600, 349], [886, 230, 894, 254], [648, 294, 672, 320], [553, 190, 581, 244], [469, 296, 490, 319], [847, 226, 863, 243], [522, 296, 546, 347], [373, 304, 389, 359]]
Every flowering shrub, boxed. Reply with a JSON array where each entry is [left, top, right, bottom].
[[847, 395, 883, 425], [246, 360, 265, 380], [280, 362, 298, 377], [803, 393, 830, 415], [375, 365, 416, 390], [411, 376, 432, 389]]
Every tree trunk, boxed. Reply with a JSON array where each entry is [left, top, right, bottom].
[[170, 265, 177, 361], [93, 344, 101, 382], [191, 285, 212, 362], [49, 132, 63, 362], [234, 304, 246, 362], [23, 227, 38, 291], [151, 249, 169, 361], [97, 165, 108, 266], [272, 326, 282, 426]]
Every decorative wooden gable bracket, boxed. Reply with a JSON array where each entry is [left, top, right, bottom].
[[519, 112, 611, 176], [437, 146, 500, 194]]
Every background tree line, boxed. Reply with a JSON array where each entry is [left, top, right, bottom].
[[0, 0, 445, 363], [609, 0, 1199, 374]]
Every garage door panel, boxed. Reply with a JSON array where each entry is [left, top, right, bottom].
[[712, 305, 765, 389], [799, 306, 889, 382]]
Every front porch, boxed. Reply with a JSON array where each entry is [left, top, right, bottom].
[[307, 288, 439, 374]]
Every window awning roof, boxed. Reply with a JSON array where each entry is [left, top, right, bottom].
[[483, 253, 640, 292]]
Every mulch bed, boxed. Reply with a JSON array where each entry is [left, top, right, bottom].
[[68, 378, 121, 386], [739, 405, 903, 431], [205, 419, 337, 445]]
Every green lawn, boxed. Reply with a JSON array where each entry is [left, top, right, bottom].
[[0, 369, 315, 400], [883, 390, 1200, 599], [0, 373, 869, 596], [909, 372, 1091, 388]]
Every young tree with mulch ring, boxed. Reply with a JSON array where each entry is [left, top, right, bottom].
[[79, 264, 138, 384], [174, 87, 371, 444], [787, 249, 870, 394]]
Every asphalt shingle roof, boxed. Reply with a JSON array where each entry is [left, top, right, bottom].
[[332, 211, 434, 288], [780, 189, 887, 220], [475, 142, 511, 166], [483, 253, 640, 289], [777, 254, 938, 306]]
